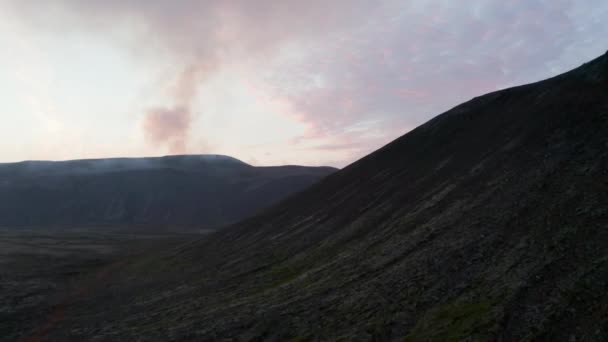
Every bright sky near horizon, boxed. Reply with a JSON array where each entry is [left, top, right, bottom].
[[1, 1, 607, 167]]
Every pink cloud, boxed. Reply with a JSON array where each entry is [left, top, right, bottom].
[[4, 0, 608, 166], [396, 88, 428, 99], [143, 106, 190, 154]]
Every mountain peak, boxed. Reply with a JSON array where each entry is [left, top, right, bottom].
[[158, 154, 247, 163]]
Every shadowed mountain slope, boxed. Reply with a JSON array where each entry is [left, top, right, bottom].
[[24, 51, 608, 341], [0, 155, 335, 230]]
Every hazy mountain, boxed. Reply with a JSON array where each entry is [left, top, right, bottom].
[[14, 51, 608, 341], [0, 155, 336, 230]]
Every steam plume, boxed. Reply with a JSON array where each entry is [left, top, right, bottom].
[[142, 64, 212, 153]]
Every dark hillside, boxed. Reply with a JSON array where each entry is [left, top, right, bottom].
[[20, 51, 608, 341], [0, 155, 335, 230]]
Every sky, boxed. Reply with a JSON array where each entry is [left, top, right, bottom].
[[0, 1, 607, 167]]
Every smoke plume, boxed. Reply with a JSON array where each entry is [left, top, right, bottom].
[[142, 64, 213, 153]]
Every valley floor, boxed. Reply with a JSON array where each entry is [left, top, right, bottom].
[[0, 228, 196, 341]]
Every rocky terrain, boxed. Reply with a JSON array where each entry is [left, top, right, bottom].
[[5, 51, 608, 341], [0, 229, 193, 341], [0, 155, 335, 230]]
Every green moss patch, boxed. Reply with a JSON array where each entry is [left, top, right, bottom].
[[404, 300, 497, 342], [267, 264, 301, 288]]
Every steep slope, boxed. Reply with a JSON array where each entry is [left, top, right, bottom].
[[0, 155, 335, 230], [23, 51, 608, 341]]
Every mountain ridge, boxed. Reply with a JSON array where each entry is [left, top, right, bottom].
[[0, 154, 336, 230], [12, 51, 608, 341]]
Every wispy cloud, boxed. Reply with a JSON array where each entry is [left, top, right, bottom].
[[3, 0, 607, 166]]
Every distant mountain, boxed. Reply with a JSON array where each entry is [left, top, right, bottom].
[[0, 155, 336, 229], [15, 51, 608, 341]]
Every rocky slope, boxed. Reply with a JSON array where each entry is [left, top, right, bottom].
[[0, 155, 335, 230], [16, 51, 608, 341]]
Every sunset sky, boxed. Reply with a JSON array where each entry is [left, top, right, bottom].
[[1, 1, 607, 167]]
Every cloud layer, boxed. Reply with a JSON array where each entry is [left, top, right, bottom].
[[3, 0, 608, 166]]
